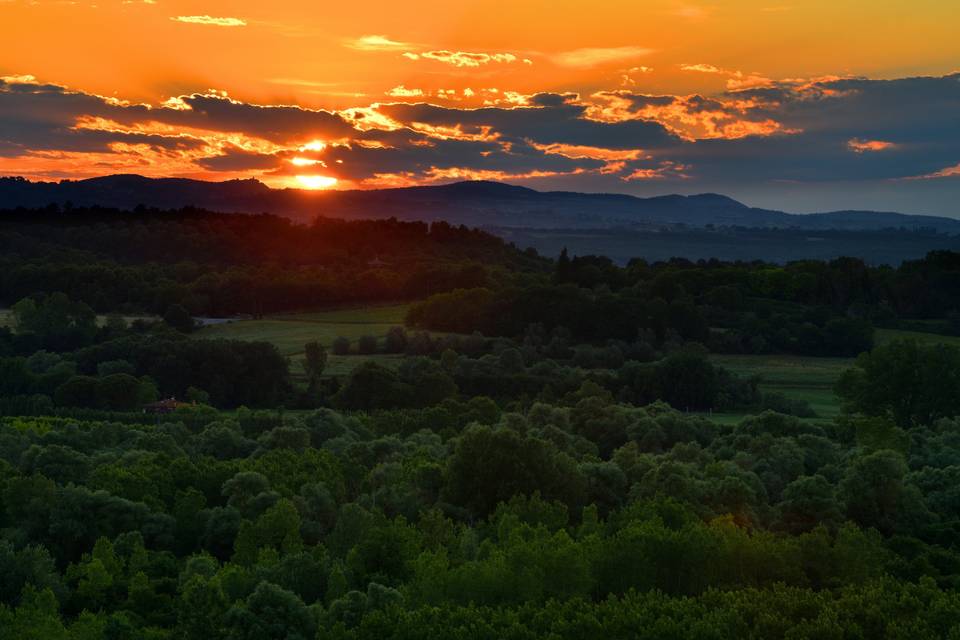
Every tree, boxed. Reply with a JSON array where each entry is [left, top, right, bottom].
[[302, 341, 327, 392], [839, 449, 929, 535], [53, 376, 99, 408], [655, 347, 718, 411], [96, 373, 156, 411], [837, 339, 960, 426], [12, 293, 97, 351], [358, 335, 379, 355], [554, 247, 572, 284], [223, 581, 315, 640], [443, 425, 586, 517], [334, 362, 410, 410], [331, 337, 351, 355], [384, 327, 408, 353], [777, 475, 843, 534], [164, 304, 196, 333]]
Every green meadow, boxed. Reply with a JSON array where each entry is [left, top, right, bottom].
[[709, 353, 850, 421], [195, 304, 409, 355], [195, 304, 413, 379]]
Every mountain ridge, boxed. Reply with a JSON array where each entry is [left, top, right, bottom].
[[2, 174, 958, 233]]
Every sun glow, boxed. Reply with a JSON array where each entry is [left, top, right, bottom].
[[290, 157, 322, 166], [296, 174, 338, 189], [300, 140, 327, 152]]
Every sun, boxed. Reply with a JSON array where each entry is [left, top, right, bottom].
[[295, 175, 338, 190]]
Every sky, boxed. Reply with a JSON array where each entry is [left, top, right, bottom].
[[1, 0, 959, 215]]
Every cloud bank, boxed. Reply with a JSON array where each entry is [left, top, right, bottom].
[[1, 72, 958, 212]]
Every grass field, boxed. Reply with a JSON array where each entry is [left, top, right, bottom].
[[711, 353, 852, 421], [875, 328, 960, 347], [706, 329, 960, 422], [195, 304, 413, 379]]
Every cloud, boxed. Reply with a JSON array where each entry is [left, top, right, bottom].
[[551, 46, 653, 68], [622, 161, 692, 181], [196, 145, 283, 171], [586, 90, 794, 141], [680, 64, 774, 90], [403, 50, 531, 68], [375, 97, 681, 150], [848, 139, 898, 153], [2, 72, 960, 208], [171, 15, 247, 27], [671, 3, 711, 19], [385, 86, 424, 98], [680, 63, 724, 74], [346, 35, 414, 51], [905, 163, 960, 180]]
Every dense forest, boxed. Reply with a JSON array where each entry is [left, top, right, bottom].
[[0, 206, 530, 317], [2, 208, 960, 638]]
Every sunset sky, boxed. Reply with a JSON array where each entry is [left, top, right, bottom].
[[2, 0, 959, 214]]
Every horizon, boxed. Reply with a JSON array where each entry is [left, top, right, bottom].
[[4, 172, 959, 220], [2, 1, 959, 216]]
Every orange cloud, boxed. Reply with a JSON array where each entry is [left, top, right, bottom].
[[552, 47, 653, 68], [530, 142, 644, 161], [622, 161, 692, 181], [404, 51, 530, 68], [171, 16, 247, 27], [385, 85, 425, 98], [905, 163, 960, 180], [847, 138, 898, 153], [346, 35, 414, 51], [586, 91, 795, 141], [726, 72, 774, 90], [681, 64, 774, 90], [681, 63, 724, 73]]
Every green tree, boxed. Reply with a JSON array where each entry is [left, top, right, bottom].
[[12, 293, 97, 351], [778, 475, 843, 534], [839, 449, 928, 535], [331, 337, 351, 355], [444, 425, 586, 517], [164, 304, 196, 333], [223, 581, 315, 640], [837, 339, 960, 426], [358, 335, 379, 355], [301, 341, 327, 392]]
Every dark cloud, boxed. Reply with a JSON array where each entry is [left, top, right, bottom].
[[311, 133, 606, 181], [375, 101, 682, 150], [196, 145, 284, 171], [677, 74, 960, 183], [167, 94, 356, 142]]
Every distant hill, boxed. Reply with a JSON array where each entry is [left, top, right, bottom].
[[2, 174, 960, 233]]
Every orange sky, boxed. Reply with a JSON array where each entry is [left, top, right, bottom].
[[1, 0, 959, 213], [3, 0, 957, 106]]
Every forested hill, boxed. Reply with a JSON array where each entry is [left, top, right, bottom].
[[0, 206, 544, 316], [3, 174, 960, 232]]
